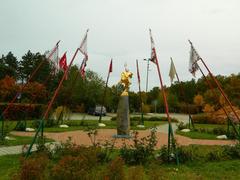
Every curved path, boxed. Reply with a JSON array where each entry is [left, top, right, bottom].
[[12, 129, 236, 149]]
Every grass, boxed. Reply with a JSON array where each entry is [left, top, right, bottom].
[[0, 134, 54, 147], [1, 119, 166, 133], [44, 120, 166, 132], [176, 130, 218, 139], [158, 160, 240, 179], [176, 123, 229, 140], [0, 154, 19, 180], [194, 123, 226, 130], [1, 153, 240, 180]]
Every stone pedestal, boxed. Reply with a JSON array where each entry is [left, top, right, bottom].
[[116, 95, 130, 136]]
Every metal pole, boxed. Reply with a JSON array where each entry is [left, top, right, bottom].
[[144, 58, 150, 92], [136, 60, 144, 125]]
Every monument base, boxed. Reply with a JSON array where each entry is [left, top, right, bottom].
[[112, 134, 131, 139], [117, 95, 130, 136]]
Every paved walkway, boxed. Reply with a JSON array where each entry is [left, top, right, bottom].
[[0, 144, 37, 156], [155, 113, 189, 133], [0, 114, 235, 156], [10, 129, 236, 149]]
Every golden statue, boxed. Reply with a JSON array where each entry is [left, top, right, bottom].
[[119, 64, 133, 96]]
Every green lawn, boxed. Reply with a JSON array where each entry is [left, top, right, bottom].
[[176, 130, 218, 139], [0, 155, 19, 180], [1, 153, 240, 180], [176, 123, 229, 140], [0, 134, 54, 147], [1, 120, 166, 133], [44, 120, 166, 132], [194, 123, 227, 130]]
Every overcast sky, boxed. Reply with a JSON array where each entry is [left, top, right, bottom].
[[1, 0, 240, 91]]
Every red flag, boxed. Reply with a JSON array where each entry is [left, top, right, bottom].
[[59, 52, 67, 71], [108, 59, 113, 73], [149, 29, 157, 64]]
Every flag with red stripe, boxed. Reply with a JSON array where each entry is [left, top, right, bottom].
[[149, 29, 157, 64]]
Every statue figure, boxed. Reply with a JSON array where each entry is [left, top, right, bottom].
[[115, 63, 133, 137], [119, 64, 133, 96]]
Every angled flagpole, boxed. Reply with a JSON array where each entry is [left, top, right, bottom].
[[26, 48, 80, 157], [188, 40, 240, 139], [149, 29, 179, 164], [26, 30, 90, 156], [0, 41, 60, 140], [99, 59, 113, 125]]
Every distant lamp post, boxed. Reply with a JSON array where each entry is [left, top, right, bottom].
[[143, 58, 151, 92]]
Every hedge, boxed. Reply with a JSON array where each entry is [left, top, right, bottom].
[[0, 103, 45, 120]]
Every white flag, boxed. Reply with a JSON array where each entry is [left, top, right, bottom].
[[79, 29, 89, 59], [169, 58, 177, 83], [44, 43, 59, 72], [189, 44, 200, 77]]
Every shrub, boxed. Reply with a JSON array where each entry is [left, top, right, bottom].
[[119, 130, 157, 165], [0, 103, 45, 120], [127, 166, 145, 180], [207, 149, 225, 161], [18, 154, 49, 180], [14, 121, 27, 131], [223, 143, 240, 159], [212, 127, 227, 135], [103, 157, 125, 180], [177, 122, 188, 130], [158, 145, 169, 163], [51, 154, 98, 180], [191, 114, 212, 124], [177, 103, 199, 114]]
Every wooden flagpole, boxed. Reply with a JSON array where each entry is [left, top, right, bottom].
[[26, 48, 80, 157]]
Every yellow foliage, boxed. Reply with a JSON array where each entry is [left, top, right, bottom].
[[219, 95, 226, 106], [193, 94, 204, 106], [54, 106, 71, 121], [203, 104, 215, 113]]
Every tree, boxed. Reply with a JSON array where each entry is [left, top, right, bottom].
[[19, 51, 53, 85], [0, 52, 18, 79], [193, 94, 204, 112], [0, 76, 19, 102]]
